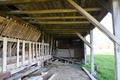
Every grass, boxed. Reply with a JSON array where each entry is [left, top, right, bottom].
[[83, 52, 115, 80]]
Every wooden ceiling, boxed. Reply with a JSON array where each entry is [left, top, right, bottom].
[[0, 0, 110, 39]]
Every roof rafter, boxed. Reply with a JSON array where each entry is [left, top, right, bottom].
[[2, 8, 101, 14], [0, 0, 58, 5], [29, 21, 90, 24], [22, 16, 86, 20]]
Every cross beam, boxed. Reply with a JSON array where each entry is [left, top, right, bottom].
[[22, 16, 87, 20], [30, 21, 90, 24], [67, 0, 120, 45], [76, 32, 91, 48], [0, 0, 57, 5], [2, 8, 101, 14]]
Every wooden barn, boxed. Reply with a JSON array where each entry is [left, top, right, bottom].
[[0, 0, 120, 80]]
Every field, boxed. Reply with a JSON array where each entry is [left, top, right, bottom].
[[83, 52, 115, 80]]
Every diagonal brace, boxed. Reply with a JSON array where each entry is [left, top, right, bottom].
[[67, 0, 120, 46], [76, 32, 91, 48]]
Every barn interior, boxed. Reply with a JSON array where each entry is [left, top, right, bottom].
[[0, 0, 119, 80]]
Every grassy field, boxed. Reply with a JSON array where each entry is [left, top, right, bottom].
[[83, 52, 115, 80]]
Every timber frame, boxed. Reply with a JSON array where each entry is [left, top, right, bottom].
[[0, 0, 120, 80]]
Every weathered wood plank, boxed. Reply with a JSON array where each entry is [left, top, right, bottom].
[[112, 0, 120, 80], [90, 30, 94, 75], [2, 37, 7, 72], [30, 21, 90, 24], [17, 39, 20, 67], [0, 0, 58, 5], [2, 8, 101, 14], [22, 16, 86, 20]]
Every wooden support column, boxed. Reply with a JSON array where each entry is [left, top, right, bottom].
[[2, 37, 7, 72], [84, 42, 87, 64], [29, 42, 32, 63], [67, 0, 120, 45], [45, 45, 46, 56], [36, 43, 38, 60], [90, 30, 94, 75], [39, 43, 41, 57], [22, 41, 25, 65], [112, 0, 120, 80], [17, 39, 20, 67], [8, 43, 12, 57], [47, 46, 49, 55], [32, 42, 35, 60]]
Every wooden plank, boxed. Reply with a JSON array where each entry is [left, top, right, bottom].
[[17, 39, 20, 67], [33, 42, 35, 60], [67, 0, 120, 45], [84, 40, 87, 64], [22, 41, 25, 65], [36, 43, 38, 60], [2, 8, 101, 14], [45, 28, 89, 31], [29, 42, 32, 63], [0, 0, 58, 5], [82, 67, 96, 80], [76, 32, 91, 48], [90, 30, 94, 75], [30, 21, 90, 24], [112, 0, 120, 80], [2, 37, 7, 72], [22, 16, 86, 20]]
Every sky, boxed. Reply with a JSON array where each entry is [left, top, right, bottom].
[[86, 12, 114, 53]]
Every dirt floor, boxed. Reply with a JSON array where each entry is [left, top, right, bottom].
[[23, 61, 90, 80], [47, 61, 90, 80]]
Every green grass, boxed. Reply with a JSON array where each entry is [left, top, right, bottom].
[[83, 53, 115, 80]]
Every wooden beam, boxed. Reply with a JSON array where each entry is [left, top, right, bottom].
[[17, 39, 20, 67], [76, 32, 91, 48], [33, 42, 35, 60], [22, 16, 86, 20], [45, 28, 89, 31], [30, 21, 90, 24], [3, 8, 101, 14], [112, 0, 120, 80], [0, 0, 57, 5], [90, 30, 95, 75], [29, 42, 32, 64], [2, 37, 7, 72], [22, 41, 25, 65], [47, 30, 86, 34], [67, 0, 120, 45], [84, 38, 87, 64]]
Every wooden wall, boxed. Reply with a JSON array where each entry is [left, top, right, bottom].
[[0, 16, 41, 41]]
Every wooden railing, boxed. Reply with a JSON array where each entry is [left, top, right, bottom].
[[0, 36, 51, 73]]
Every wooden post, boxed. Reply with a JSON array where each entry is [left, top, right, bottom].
[[112, 0, 120, 80], [90, 30, 94, 75], [44, 45, 46, 56], [29, 42, 32, 63], [2, 37, 7, 72], [22, 41, 25, 65], [38, 43, 40, 59], [17, 39, 20, 67], [84, 43, 87, 64], [36, 43, 38, 60], [8, 43, 12, 57], [33, 42, 35, 60]]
